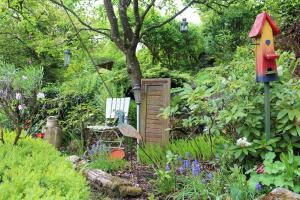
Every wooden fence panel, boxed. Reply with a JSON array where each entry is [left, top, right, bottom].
[[141, 78, 170, 146]]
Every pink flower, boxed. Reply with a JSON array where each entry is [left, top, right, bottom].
[[16, 93, 22, 100], [256, 164, 264, 174]]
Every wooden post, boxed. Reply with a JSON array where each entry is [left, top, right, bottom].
[[264, 82, 271, 141]]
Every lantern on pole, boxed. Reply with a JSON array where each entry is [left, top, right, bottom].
[[180, 18, 188, 33], [249, 11, 281, 141], [64, 49, 71, 67]]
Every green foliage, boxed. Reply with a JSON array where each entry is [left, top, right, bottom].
[[164, 46, 300, 169], [154, 151, 255, 199], [247, 151, 300, 193], [0, 61, 43, 144], [0, 131, 90, 199], [138, 135, 228, 166]]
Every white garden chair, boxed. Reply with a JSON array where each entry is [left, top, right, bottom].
[[87, 97, 140, 149]]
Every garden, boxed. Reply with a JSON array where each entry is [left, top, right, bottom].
[[0, 0, 300, 199]]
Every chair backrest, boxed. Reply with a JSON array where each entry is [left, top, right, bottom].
[[105, 97, 130, 124]]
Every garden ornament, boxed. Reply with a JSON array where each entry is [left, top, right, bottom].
[[249, 11, 280, 141], [42, 116, 62, 148]]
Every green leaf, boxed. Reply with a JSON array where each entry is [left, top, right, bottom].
[[264, 152, 276, 162], [277, 109, 288, 120]]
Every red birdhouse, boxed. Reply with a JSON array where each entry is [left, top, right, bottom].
[[249, 11, 281, 82]]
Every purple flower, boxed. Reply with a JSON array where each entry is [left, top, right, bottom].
[[255, 182, 262, 191], [185, 152, 190, 159], [183, 160, 190, 169], [207, 172, 213, 180], [202, 178, 206, 185], [178, 155, 183, 161], [192, 167, 199, 176], [88, 149, 94, 156], [179, 166, 184, 174], [192, 160, 201, 176], [16, 93, 22, 100], [165, 164, 171, 171]]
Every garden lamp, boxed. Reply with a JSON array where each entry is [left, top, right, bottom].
[[132, 83, 141, 161], [64, 49, 71, 67], [180, 18, 188, 32], [132, 84, 141, 105]]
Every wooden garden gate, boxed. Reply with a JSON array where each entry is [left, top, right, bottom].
[[141, 78, 170, 146]]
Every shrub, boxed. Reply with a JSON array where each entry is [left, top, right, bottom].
[[0, 61, 43, 144], [0, 131, 90, 199], [163, 46, 300, 169]]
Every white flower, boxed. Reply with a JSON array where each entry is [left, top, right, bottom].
[[18, 104, 25, 110], [236, 137, 252, 147], [22, 75, 28, 80], [277, 66, 283, 76], [15, 93, 22, 100], [37, 92, 45, 99]]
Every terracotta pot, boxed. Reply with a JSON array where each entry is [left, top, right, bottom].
[[110, 148, 125, 160]]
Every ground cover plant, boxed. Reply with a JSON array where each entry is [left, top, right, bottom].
[[0, 131, 90, 199]]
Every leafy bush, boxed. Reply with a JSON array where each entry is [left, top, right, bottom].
[[164, 46, 300, 169], [0, 61, 43, 144], [0, 131, 90, 199]]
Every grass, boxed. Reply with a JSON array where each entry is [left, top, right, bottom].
[[138, 135, 229, 166]]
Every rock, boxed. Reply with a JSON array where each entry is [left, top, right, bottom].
[[261, 188, 300, 200], [67, 155, 87, 169]]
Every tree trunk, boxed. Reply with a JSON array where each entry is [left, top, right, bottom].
[[13, 126, 22, 145], [84, 169, 142, 198], [125, 50, 142, 86]]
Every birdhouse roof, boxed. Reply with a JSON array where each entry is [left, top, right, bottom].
[[249, 11, 280, 38]]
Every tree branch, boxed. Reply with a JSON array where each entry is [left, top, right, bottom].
[[119, 0, 134, 44], [48, 0, 111, 37], [103, 0, 125, 51]]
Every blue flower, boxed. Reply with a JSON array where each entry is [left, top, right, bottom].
[[185, 152, 190, 159], [202, 178, 206, 185], [178, 155, 183, 161], [183, 160, 190, 169], [165, 164, 171, 172], [192, 167, 199, 176], [179, 166, 184, 174], [88, 149, 94, 156], [207, 172, 213, 180], [255, 182, 262, 191], [192, 160, 201, 176]]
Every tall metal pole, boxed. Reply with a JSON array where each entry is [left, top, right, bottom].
[[136, 103, 140, 161], [264, 82, 271, 141]]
